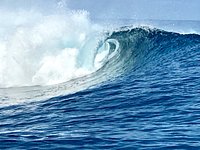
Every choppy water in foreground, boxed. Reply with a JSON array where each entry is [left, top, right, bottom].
[[1, 20, 200, 149]]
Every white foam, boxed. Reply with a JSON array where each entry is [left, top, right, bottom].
[[0, 8, 105, 88]]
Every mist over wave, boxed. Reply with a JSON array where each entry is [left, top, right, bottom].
[[0, 2, 109, 87]]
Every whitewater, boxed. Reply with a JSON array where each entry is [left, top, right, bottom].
[[0, 1, 200, 149], [0, 10, 103, 87]]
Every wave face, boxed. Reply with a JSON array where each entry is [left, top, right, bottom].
[[109, 26, 200, 72]]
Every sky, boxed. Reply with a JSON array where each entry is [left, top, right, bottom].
[[0, 0, 200, 21], [67, 0, 200, 21]]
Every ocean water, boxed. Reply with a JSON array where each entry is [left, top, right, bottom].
[[0, 7, 200, 150]]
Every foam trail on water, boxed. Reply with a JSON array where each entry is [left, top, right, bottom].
[[0, 3, 106, 88]]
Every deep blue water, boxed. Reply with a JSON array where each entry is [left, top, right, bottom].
[[1, 21, 200, 149]]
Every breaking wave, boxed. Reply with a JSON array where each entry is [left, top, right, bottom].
[[0, 6, 200, 107]]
